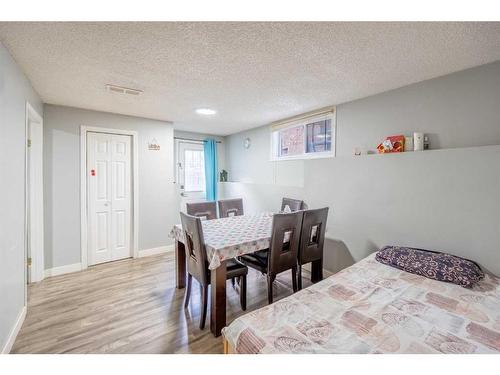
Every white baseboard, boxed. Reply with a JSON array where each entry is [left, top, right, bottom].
[[44, 247, 173, 278], [323, 268, 334, 277], [138, 245, 174, 258], [1, 305, 26, 354], [44, 263, 82, 278], [301, 263, 333, 278]]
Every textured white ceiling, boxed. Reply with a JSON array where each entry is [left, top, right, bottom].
[[1, 22, 499, 135]]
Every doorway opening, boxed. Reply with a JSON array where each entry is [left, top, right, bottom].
[[25, 102, 44, 286]]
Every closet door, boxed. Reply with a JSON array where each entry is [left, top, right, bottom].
[[87, 132, 132, 265]]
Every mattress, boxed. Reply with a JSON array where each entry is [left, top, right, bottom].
[[222, 253, 500, 353]]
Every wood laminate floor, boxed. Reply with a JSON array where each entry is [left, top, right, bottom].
[[12, 252, 312, 354]]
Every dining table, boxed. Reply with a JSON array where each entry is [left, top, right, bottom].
[[169, 212, 324, 337]]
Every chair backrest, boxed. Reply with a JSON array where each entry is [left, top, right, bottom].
[[186, 201, 217, 220], [218, 198, 244, 218], [299, 207, 329, 265], [268, 211, 303, 275], [281, 197, 306, 212], [180, 212, 209, 286]]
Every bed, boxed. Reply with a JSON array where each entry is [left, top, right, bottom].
[[222, 253, 500, 354]]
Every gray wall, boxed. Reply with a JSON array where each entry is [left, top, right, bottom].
[[0, 42, 43, 351], [337, 61, 500, 156], [224, 61, 500, 275], [44, 105, 177, 269], [226, 61, 500, 185], [225, 125, 305, 187]]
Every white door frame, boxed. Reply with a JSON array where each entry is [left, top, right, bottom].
[[80, 126, 139, 269], [24, 102, 44, 289]]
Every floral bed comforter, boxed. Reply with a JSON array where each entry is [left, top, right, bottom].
[[222, 253, 500, 353]]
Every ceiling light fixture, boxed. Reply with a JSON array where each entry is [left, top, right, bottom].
[[195, 108, 217, 115]]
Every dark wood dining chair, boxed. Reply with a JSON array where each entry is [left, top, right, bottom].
[[186, 201, 217, 220], [297, 207, 329, 290], [240, 211, 303, 304], [180, 212, 248, 329], [281, 197, 307, 212], [218, 198, 244, 218]]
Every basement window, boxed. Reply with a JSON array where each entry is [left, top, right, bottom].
[[271, 108, 336, 160]]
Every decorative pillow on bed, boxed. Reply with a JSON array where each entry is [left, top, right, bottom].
[[375, 246, 484, 288]]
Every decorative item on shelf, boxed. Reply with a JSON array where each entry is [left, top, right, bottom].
[[424, 135, 430, 150], [404, 136, 414, 152], [219, 169, 228, 182], [377, 135, 405, 153], [413, 132, 424, 151], [354, 147, 362, 156]]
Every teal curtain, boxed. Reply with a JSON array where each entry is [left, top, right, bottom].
[[203, 138, 218, 201]]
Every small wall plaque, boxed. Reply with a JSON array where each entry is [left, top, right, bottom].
[[148, 138, 160, 151]]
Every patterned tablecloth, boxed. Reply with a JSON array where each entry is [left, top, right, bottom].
[[169, 213, 273, 270]]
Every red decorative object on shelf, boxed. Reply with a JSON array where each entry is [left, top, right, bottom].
[[377, 135, 405, 153]]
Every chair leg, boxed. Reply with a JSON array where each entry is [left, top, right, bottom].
[[311, 259, 323, 283], [297, 265, 303, 291], [184, 274, 192, 308], [267, 275, 275, 304], [200, 284, 208, 330], [240, 275, 247, 311], [291, 266, 298, 293]]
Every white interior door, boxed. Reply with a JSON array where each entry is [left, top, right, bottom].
[[87, 132, 132, 266]]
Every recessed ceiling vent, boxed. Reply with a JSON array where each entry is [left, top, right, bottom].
[[105, 84, 143, 96]]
